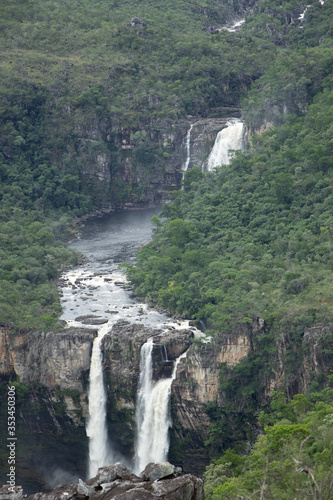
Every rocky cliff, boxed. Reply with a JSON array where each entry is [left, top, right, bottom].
[[1, 320, 332, 490], [47, 109, 247, 208], [0, 322, 193, 493], [170, 321, 333, 474]]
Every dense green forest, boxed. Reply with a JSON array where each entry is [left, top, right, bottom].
[[127, 91, 333, 333], [204, 386, 333, 499], [125, 0, 333, 336], [1, 0, 332, 330]]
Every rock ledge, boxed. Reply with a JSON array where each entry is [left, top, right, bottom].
[[1, 463, 204, 500]]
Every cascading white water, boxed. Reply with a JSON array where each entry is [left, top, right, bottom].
[[183, 124, 194, 172], [134, 338, 154, 473], [226, 19, 245, 32], [134, 349, 187, 474], [86, 322, 113, 479], [207, 119, 244, 171]]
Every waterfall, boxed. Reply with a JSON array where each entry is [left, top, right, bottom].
[[207, 119, 244, 171], [183, 124, 194, 172], [226, 19, 245, 32], [134, 347, 187, 474], [86, 323, 112, 479], [134, 338, 154, 474]]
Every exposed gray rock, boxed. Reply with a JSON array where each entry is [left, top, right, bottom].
[[86, 463, 137, 487], [1, 328, 96, 390], [140, 462, 182, 482], [80, 319, 108, 325], [77, 479, 94, 497], [25, 463, 204, 500], [0, 486, 23, 500]]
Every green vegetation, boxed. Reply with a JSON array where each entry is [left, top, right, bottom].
[[126, 88, 333, 332], [121, 0, 333, 485], [1, 0, 332, 331], [204, 387, 333, 499]]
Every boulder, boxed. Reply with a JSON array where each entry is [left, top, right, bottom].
[[140, 462, 182, 482]]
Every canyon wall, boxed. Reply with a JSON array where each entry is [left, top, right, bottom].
[[46, 111, 247, 208], [1, 319, 332, 488]]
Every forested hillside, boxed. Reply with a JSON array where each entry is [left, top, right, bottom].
[[1, 0, 332, 331], [1, 0, 258, 330]]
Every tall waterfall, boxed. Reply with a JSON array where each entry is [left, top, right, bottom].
[[134, 344, 187, 474], [207, 118, 244, 171], [183, 124, 194, 172], [86, 322, 112, 479], [134, 338, 154, 474]]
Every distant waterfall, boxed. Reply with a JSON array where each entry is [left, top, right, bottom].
[[86, 323, 112, 479], [207, 119, 244, 171], [134, 344, 187, 474], [183, 124, 194, 172]]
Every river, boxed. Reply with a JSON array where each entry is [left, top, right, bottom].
[[60, 207, 200, 479]]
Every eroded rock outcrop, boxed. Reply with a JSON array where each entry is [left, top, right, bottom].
[[172, 323, 252, 433], [26, 463, 204, 500], [3, 328, 95, 390]]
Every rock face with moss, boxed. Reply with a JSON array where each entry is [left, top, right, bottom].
[[53, 115, 245, 207], [2, 328, 95, 390], [169, 322, 333, 474]]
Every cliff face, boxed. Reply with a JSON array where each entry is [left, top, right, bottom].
[[0, 322, 193, 493], [0, 326, 96, 494], [47, 111, 188, 208], [47, 110, 247, 207], [1, 320, 332, 488], [3, 329, 95, 390], [170, 321, 333, 474]]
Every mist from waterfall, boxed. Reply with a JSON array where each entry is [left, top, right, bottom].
[[134, 343, 187, 474], [86, 322, 113, 479], [207, 119, 244, 171]]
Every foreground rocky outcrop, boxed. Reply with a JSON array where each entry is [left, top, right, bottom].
[[23, 463, 204, 500]]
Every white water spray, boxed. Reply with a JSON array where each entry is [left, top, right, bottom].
[[226, 18, 245, 32], [207, 119, 244, 171], [86, 322, 112, 479], [183, 124, 194, 172], [134, 347, 187, 474]]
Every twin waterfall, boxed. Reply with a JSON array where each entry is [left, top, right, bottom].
[[87, 332, 186, 477], [183, 117, 245, 174]]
